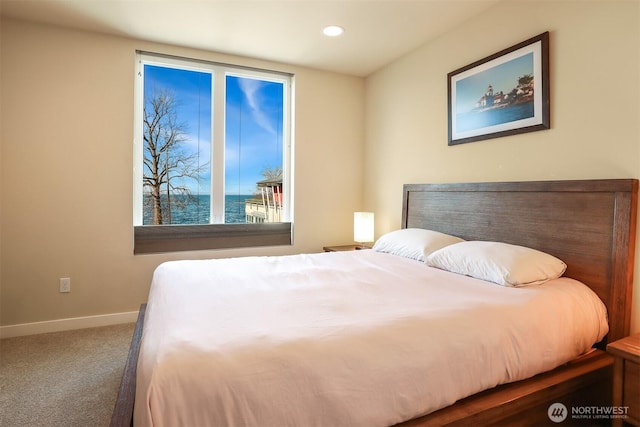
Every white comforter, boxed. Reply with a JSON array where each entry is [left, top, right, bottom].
[[134, 250, 608, 427]]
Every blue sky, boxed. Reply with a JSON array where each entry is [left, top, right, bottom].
[[455, 52, 533, 113], [144, 65, 284, 195], [225, 75, 284, 195]]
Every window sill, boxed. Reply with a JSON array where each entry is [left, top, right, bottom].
[[134, 222, 292, 254]]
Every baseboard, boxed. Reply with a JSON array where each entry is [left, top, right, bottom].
[[0, 310, 140, 339]]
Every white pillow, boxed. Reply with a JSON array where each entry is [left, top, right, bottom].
[[425, 241, 567, 287], [372, 228, 464, 261]]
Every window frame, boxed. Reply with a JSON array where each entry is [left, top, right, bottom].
[[133, 51, 294, 254]]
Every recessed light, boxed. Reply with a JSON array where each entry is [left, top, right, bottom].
[[323, 25, 344, 37]]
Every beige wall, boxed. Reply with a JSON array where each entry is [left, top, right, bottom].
[[365, 1, 640, 332], [2, 1, 639, 335], [0, 19, 365, 326]]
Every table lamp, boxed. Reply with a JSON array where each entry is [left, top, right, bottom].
[[354, 212, 374, 248]]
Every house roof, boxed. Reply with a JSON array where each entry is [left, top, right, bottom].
[[257, 177, 283, 187]]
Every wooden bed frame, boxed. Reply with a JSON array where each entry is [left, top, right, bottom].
[[111, 179, 637, 427]]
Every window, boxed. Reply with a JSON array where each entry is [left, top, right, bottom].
[[133, 52, 293, 253]]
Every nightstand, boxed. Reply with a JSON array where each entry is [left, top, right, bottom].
[[607, 333, 640, 427], [322, 244, 371, 252]]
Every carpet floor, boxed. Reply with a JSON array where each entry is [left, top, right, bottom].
[[1, 323, 135, 427]]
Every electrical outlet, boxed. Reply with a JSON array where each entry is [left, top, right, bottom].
[[59, 277, 71, 293]]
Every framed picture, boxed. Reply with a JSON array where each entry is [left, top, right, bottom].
[[448, 32, 549, 146]]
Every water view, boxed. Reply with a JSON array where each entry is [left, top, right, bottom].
[[142, 194, 252, 225], [456, 102, 534, 133]]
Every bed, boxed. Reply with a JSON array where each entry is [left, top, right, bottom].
[[111, 179, 638, 427]]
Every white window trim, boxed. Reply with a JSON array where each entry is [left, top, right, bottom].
[[133, 51, 294, 253]]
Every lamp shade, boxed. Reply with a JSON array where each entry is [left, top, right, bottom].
[[354, 212, 374, 243]]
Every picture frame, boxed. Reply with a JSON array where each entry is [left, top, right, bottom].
[[448, 32, 550, 146]]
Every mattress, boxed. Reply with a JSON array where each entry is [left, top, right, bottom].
[[134, 249, 608, 427]]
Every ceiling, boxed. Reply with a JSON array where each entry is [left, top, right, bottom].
[[0, 0, 500, 77]]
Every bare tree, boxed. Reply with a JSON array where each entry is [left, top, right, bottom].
[[261, 166, 282, 181], [143, 89, 203, 224]]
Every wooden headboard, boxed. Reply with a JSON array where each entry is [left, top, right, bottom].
[[401, 179, 638, 344]]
